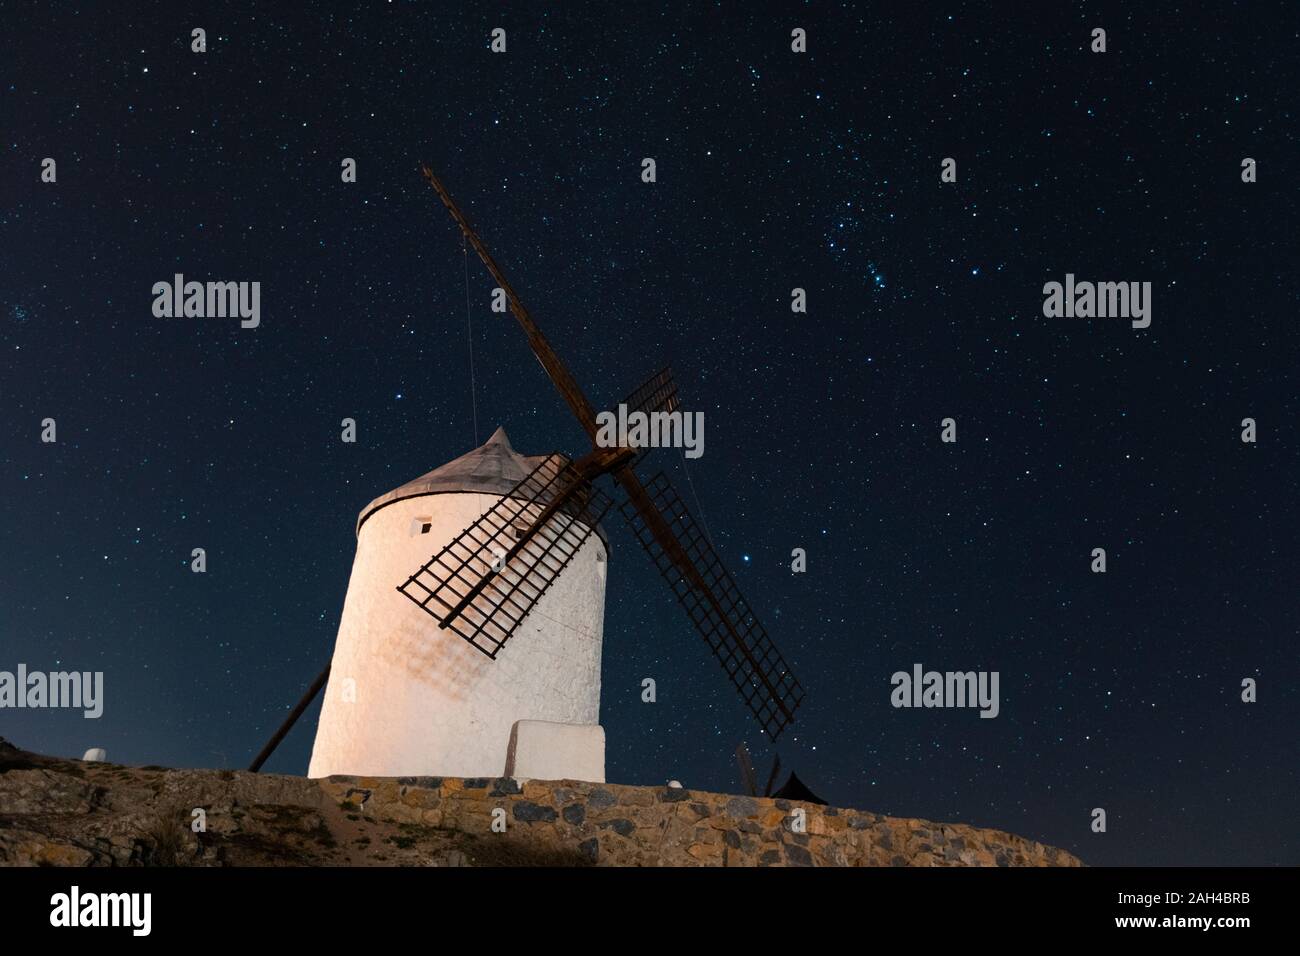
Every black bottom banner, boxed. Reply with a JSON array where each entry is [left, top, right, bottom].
[[0, 865, 1285, 941]]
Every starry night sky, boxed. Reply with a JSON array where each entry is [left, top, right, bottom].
[[2, 4, 1297, 867]]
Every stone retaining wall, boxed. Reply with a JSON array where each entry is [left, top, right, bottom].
[[0, 739, 1082, 867], [319, 773, 1082, 867]]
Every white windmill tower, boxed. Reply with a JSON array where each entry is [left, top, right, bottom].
[[306, 426, 611, 781]]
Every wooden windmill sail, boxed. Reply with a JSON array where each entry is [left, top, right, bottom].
[[248, 167, 804, 771], [413, 165, 804, 739]]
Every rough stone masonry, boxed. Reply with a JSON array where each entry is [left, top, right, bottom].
[[0, 738, 1081, 867]]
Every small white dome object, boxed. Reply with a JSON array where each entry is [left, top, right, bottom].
[[666, 779, 683, 789], [82, 748, 107, 762]]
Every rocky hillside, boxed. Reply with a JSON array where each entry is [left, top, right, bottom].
[[0, 738, 1081, 867]]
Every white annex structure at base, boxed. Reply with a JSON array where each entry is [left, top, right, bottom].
[[308, 427, 607, 782], [505, 719, 606, 783]]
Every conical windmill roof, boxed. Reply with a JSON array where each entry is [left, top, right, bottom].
[[356, 427, 606, 548]]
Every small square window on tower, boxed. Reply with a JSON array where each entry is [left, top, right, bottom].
[[410, 516, 433, 536]]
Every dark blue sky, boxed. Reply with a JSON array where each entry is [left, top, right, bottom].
[[2, 2, 1296, 866]]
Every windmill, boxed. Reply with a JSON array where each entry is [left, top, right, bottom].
[[248, 166, 804, 773], [735, 741, 824, 804]]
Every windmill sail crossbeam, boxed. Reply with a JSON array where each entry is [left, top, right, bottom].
[[398, 454, 614, 658], [621, 472, 804, 739], [617, 367, 681, 465]]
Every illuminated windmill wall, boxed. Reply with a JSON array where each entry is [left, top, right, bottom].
[[307, 427, 609, 780]]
